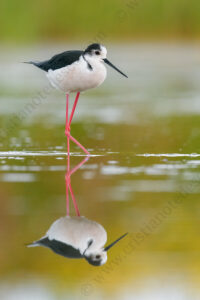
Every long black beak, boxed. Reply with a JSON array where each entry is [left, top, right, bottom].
[[103, 58, 128, 78], [104, 232, 128, 251]]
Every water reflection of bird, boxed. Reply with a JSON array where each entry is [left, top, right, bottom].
[[28, 216, 127, 266], [26, 43, 128, 155]]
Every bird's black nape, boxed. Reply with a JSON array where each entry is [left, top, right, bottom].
[[84, 43, 101, 54]]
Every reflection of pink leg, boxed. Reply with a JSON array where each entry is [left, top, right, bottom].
[[66, 139, 70, 216], [65, 156, 89, 216], [65, 92, 90, 156], [66, 147, 70, 215], [66, 174, 70, 216], [66, 94, 70, 216], [69, 156, 89, 176], [69, 183, 80, 216]]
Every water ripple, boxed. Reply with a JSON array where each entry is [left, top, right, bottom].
[[136, 153, 200, 157], [0, 151, 102, 158]]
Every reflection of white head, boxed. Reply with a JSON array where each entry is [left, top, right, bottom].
[[84, 249, 107, 266]]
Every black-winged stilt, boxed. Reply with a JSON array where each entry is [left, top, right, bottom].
[[27, 216, 128, 266], [26, 43, 128, 155]]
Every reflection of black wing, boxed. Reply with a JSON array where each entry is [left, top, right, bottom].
[[27, 50, 83, 72], [37, 237, 83, 259]]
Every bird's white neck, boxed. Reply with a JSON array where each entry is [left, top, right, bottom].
[[83, 54, 104, 69]]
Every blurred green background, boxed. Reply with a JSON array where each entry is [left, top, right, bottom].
[[1, 0, 200, 43]]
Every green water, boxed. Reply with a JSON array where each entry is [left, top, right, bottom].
[[0, 43, 200, 299]]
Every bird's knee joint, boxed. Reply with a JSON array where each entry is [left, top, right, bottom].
[[65, 127, 71, 137]]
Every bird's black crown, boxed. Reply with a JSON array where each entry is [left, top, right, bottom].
[[84, 43, 101, 54]]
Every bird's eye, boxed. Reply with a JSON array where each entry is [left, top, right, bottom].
[[95, 51, 100, 55], [96, 255, 100, 259]]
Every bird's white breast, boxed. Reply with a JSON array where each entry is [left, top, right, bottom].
[[46, 56, 107, 93]]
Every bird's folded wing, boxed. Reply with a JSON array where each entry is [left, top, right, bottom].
[[31, 50, 83, 72]]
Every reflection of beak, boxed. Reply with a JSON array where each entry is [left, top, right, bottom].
[[104, 233, 128, 251], [103, 58, 128, 78]]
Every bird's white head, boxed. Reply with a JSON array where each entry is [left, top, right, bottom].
[[84, 43, 128, 78], [84, 43, 107, 60]]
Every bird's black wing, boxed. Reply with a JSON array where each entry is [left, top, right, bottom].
[[27, 50, 83, 72], [35, 237, 83, 259]]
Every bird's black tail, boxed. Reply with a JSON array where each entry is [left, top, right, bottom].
[[23, 61, 48, 71], [26, 237, 48, 247], [24, 61, 38, 66], [26, 241, 39, 247]]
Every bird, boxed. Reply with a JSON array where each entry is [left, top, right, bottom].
[[26, 43, 128, 155], [27, 216, 128, 266]]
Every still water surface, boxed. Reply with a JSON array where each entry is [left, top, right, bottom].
[[0, 43, 200, 299]]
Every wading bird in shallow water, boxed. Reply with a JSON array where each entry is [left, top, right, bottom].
[[28, 216, 128, 266], [26, 43, 128, 155]]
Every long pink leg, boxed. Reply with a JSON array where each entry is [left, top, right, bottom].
[[65, 92, 90, 156], [68, 92, 80, 127]]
